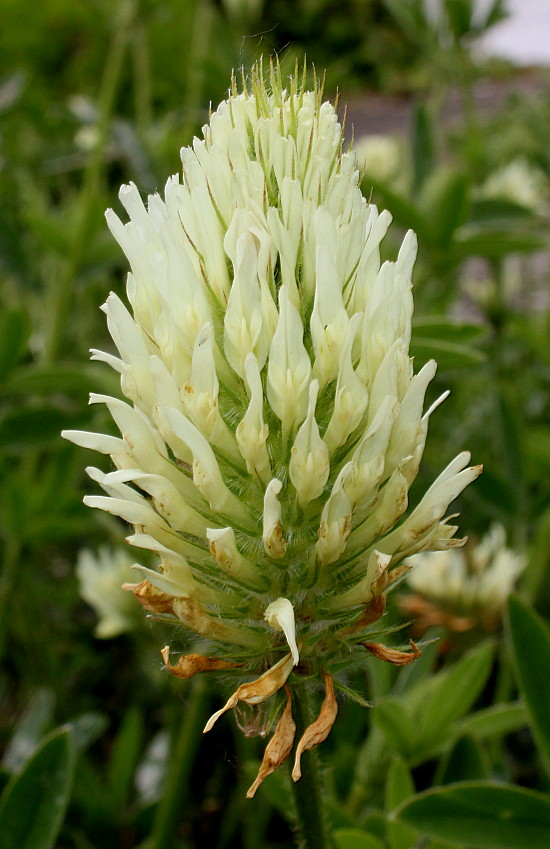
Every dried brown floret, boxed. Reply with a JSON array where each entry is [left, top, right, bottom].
[[247, 688, 296, 798]]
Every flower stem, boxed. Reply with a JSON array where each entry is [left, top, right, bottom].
[[147, 679, 209, 849], [289, 684, 334, 849]]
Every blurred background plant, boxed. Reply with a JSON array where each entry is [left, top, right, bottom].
[[400, 524, 525, 636], [1, 0, 550, 847]]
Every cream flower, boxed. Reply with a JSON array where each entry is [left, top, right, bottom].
[[264, 598, 300, 665], [402, 524, 524, 631], [64, 61, 481, 791], [479, 158, 548, 212], [76, 546, 141, 638], [354, 133, 408, 191]]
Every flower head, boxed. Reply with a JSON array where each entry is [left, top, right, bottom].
[[479, 158, 548, 212], [64, 60, 481, 790], [401, 524, 524, 632], [76, 546, 142, 638], [354, 133, 408, 192]]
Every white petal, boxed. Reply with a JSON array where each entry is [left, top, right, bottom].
[[289, 380, 329, 507], [264, 598, 300, 665], [263, 479, 286, 558], [267, 285, 311, 435]]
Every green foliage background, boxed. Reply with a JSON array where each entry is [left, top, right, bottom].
[[1, 0, 550, 847]]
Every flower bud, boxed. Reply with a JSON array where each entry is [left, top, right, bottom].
[[267, 285, 311, 439], [263, 479, 286, 558], [236, 353, 272, 484], [289, 380, 329, 507]]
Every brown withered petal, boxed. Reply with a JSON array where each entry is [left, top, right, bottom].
[[292, 673, 338, 782], [160, 646, 244, 679], [386, 564, 411, 586], [342, 594, 386, 634], [362, 639, 422, 666], [123, 579, 174, 613], [203, 653, 295, 734], [247, 688, 296, 798], [372, 567, 391, 595]]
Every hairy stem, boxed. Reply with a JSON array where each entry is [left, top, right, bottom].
[[290, 684, 334, 849]]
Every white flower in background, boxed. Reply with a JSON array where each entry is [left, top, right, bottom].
[[402, 524, 524, 631], [77, 546, 141, 638], [63, 61, 481, 793], [354, 133, 409, 192], [479, 158, 548, 212]]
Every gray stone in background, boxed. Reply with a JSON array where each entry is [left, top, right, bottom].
[[345, 1, 550, 140], [478, 0, 550, 66]]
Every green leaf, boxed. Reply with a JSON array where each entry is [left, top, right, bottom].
[[386, 755, 414, 805], [410, 337, 485, 370], [386, 757, 417, 849], [436, 734, 488, 785], [3, 363, 119, 398], [524, 426, 550, 472], [469, 198, 534, 225], [482, 0, 508, 29], [411, 317, 486, 370], [507, 596, 550, 775], [1, 689, 54, 773], [412, 318, 487, 344], [373, 700, 416, 758], [412, 103, 435, 191], [69, 757, 115, 823], [382, 0, 429, 44], [107, 707, 143, 811], [454, 702, 527, 741], [522, 507, 550, 604], [428, 842, 463, 849], [406, 642, 494, 756], [334, 828, 386, 849], [470, 468, 517, 518], [443, 0, 474, 40], [419, 168, 470, 247], [0, 727, 76, 849], [450, 229, 544, 261], [68, 712, 109, 753], [0, 308, 27, 385], [495, 391, 523, 509], [361, 811, 387, 842], [393, 781, 550, 849], [0, 406, 81, 451]]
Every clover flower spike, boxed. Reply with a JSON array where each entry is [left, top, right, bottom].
[[63, 59, 481, 791]]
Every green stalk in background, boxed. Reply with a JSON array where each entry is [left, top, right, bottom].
[[42, 0, 136, 365], [146, 680, 210, 849]]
